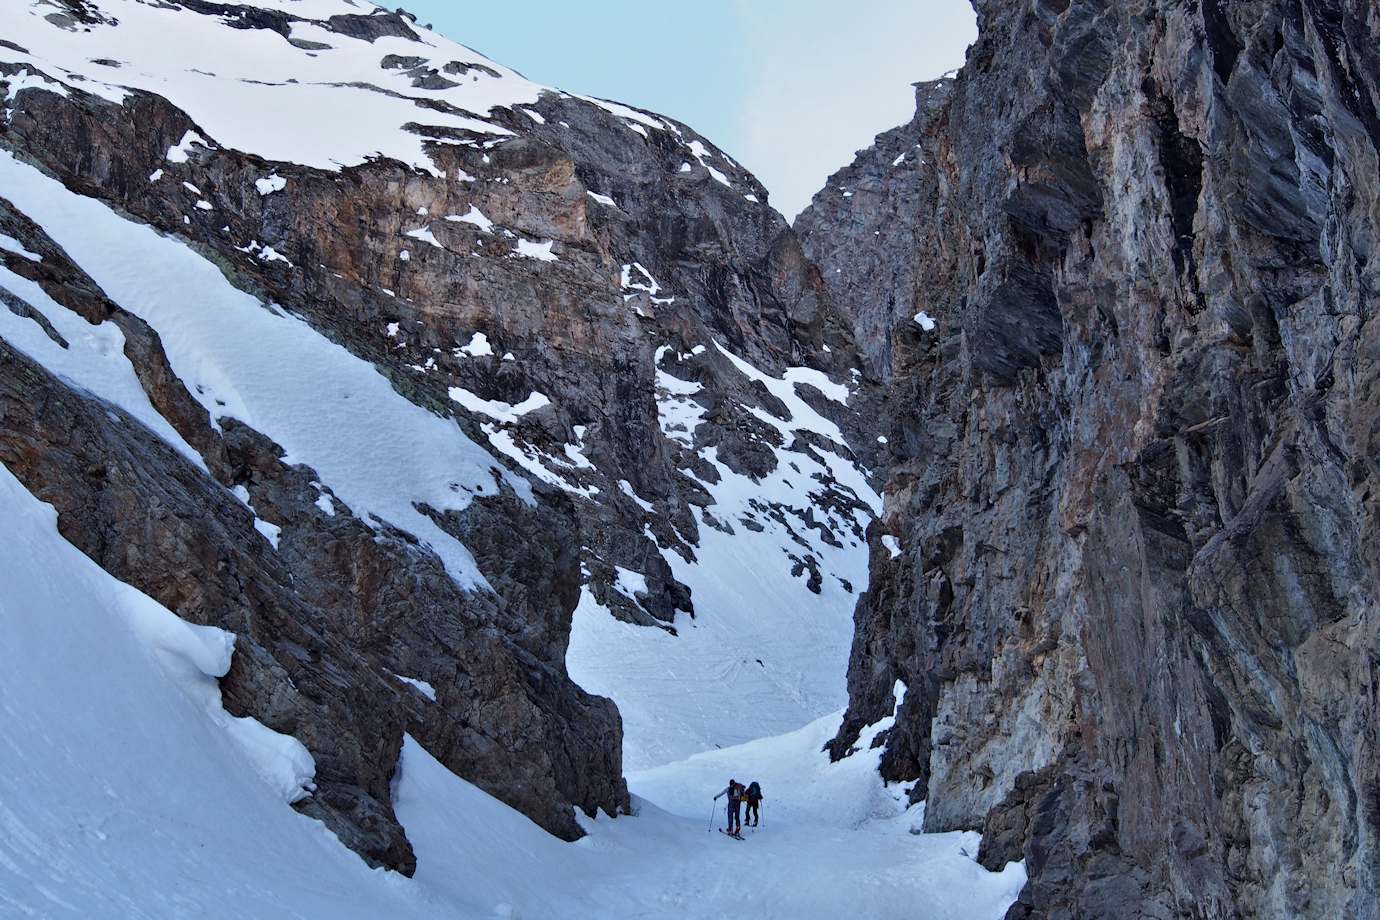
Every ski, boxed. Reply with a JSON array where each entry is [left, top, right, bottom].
[[718, 829, 745, 840]]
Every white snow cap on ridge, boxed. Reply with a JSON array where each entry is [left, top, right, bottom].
[[3, 0, 748, 187], [3, 0, 539, 177]]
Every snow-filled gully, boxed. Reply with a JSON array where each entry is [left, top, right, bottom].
[[0, 464, 1023, 918], [0, 100, 1023, 920]]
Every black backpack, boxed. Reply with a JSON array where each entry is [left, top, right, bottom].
[[747, 781, 761, 799]]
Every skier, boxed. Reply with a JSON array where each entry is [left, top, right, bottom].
[[744, 780, 763, 827], [714, 778, 745, 837]]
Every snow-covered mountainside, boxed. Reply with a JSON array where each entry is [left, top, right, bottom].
[[0, 463, 1023, 916], [0, 1, 996, 916]]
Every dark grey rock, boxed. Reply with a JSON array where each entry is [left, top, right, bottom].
[[818, 0, 1380, 916]]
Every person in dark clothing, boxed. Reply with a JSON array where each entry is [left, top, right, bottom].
[[713, 778, 745, 834], [744, 781, 763, 827]]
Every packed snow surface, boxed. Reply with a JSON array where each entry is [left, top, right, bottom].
[[397, 690, 1027, 920]]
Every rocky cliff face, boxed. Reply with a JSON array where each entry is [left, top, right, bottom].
[[795, 78, 954, 381], [1, 0, 878, 872], [805, 0, 1379, 916]]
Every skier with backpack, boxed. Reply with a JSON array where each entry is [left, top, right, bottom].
[[713, 779, 746, 838], [744, 780, 763, 827]]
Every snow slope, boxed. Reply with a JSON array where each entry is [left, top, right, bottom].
[[0, 454, 1022, 918], [0, 150, 526, 588], [569, 346, 879, 770], [0, 462, 415, 918], [397, 691, 1028, 920], [2, 0, 742, 183]]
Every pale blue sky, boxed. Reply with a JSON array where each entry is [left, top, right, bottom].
[[397, 1, 976, 219]]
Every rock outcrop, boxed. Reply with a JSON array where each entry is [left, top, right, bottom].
[[795, 78, 954, 380], [805, 0, 1380, 916]]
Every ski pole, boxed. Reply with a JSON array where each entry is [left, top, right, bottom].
[[707, 801, 716, 833]]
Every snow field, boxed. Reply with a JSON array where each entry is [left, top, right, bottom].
[[4, 0, 529, 175], [395, 688, 1027, 920], [3, 0, 748, 188], [0, 463, 393, 920], [569, 344, 880, 770]]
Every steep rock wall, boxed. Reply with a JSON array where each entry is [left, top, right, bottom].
[[807, 1, 1380, 916]]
